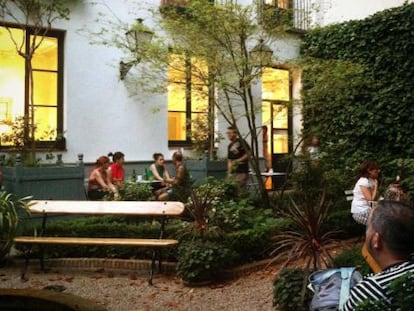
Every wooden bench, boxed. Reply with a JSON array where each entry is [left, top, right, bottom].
[[13, 200, 185, 285]]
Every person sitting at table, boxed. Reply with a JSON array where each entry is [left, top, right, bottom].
[[149, 153, 171, 192], [108, 151, 125, 190], [87, 155, 117, 200], [158, 151, 192, 202]]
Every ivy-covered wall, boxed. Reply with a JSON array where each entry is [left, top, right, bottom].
[[300, 3, 414, 186]]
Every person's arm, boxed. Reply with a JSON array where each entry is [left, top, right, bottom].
[[150, 164, 164, 182], [163, 165, 171, 181], [360, 185, 375, 201], [94, 169, 116, 193], [107, 166, 113, 185], [237, 149, 250, 163]]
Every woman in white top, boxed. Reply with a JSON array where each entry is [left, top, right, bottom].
[[351, 160, 380, 225]]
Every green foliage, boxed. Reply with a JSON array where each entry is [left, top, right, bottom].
[[300, 3, 414, 187], [118, 181, 153, 201], [176, 239, 238, 283], [271, 158, 342, 270], [0, 191, 31, 260], [332, 245, 371, 276], [355, 272, 414, 311], [226, 220, 284, 263], [273, 268, 312, 311], [180, 177, 243, 239], [325, 209, 365, 240]]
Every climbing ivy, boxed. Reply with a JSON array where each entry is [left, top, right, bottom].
[[300, 2, 414, 186]]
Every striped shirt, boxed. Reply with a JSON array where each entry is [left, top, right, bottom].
[[343, 261, 414, 310]]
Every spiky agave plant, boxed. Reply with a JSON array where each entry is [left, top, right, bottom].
[[0, 192, 31, 260]]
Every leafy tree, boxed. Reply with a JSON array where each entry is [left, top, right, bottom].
[[91, 1, 292, 207]]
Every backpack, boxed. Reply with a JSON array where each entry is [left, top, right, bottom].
[[308, 267, 362, 311]]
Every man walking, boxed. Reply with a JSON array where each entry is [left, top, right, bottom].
[[344, 200, 414, 310], [226, 126, 250, 193]]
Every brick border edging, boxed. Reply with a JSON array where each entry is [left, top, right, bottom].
[[9, 256, 276, 280], [8, 238, 359, 280]]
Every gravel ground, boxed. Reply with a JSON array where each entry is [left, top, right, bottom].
[[0, 265, 276, 311]]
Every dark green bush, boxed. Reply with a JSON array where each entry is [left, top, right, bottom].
[[325, 209, 365, 240], [332, 244, 371, 276], [176, 239, 238, 282], [118, 181, 153, 201], [273, 268, 312, 311], [301, 3, 414, 187]]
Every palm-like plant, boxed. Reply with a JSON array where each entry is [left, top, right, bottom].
[[270, 157, 341, 271], [0, 192, 31, 261]]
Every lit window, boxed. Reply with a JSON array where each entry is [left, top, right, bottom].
[[0, 25, 64, 149], [261, 68, 290, 156], [168, 54, 209, 146], [264, 0, 290, 9]]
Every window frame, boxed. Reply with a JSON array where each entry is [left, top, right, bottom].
[[167, 54, 210, 148], [0, 22, 65, 151]]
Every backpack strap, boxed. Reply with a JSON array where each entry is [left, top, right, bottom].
[[309, 269, 340, 286], [339, 267, 356, 311]]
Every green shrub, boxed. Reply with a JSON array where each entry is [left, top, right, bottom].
[[332, 244, 371, 276], [176, 239, 238, 283], [325, 209, 365, 239], [118, 181, 153, 201], [273, 268, 312, 311]]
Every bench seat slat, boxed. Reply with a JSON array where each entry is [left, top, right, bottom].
[[14, 236, 178, 247], [28, 200, 185, 216]]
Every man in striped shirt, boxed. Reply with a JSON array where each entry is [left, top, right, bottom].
[[344, 200, 414, 310]]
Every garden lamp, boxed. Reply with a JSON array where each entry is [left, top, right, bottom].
[[249, 39, 273, 67], [120, 18, 153, 80]]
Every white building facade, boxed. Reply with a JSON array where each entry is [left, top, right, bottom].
[[0, 0, 410, 166]]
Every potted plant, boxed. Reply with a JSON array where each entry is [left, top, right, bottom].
[[0, 191, 31, 263]]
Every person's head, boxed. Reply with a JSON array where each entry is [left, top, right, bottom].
[[153, 153, 165, 165], [108, 152, 125, 165], [95, 156, 110, 168], [358, 160, 380, 179], [365, 200, 414, 266], [172, 151, 183, 164], [310, 136, 319, 146], [226, 126, 238, 142]]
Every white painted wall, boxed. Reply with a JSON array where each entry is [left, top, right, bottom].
[[312, 0, 413, 26], [4, 0, 407, 163], [53, 0, 168, 163]]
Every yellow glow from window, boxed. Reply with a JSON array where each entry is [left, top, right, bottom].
[[168, 112, 186, 141], [0, 26, 25, 127], [34, 107, 57, 141], [33, 72, 58, 106], [0, 26, 59, 143], [273, 131, 288, 153], [32, 36, 58, 71], [168, 54, 208, 142], [262, 67, 290, 101], [273, 104, 288, 129]]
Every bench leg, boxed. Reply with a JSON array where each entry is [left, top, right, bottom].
[[20, 245, 34, 281], [149, 250, 156, 286], [148, 248, 162, 286], [39, 245, 45, 271], [20, 256, 30, 281]]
